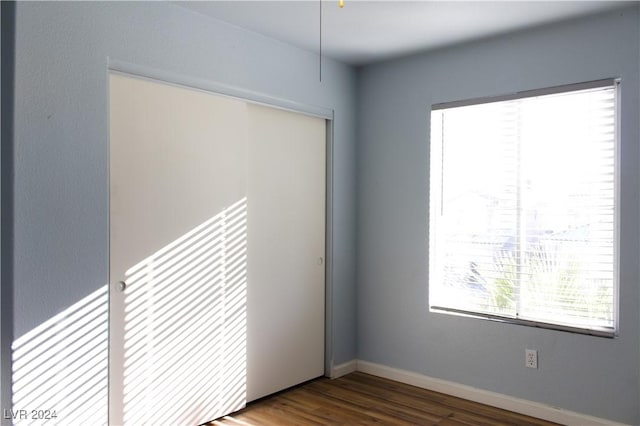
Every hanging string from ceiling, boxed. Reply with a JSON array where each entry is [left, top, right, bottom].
[[319, 0, 322, 82], [320, 0, 344, 82]]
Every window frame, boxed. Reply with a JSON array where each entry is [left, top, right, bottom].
[[428, 79, 621, 338]]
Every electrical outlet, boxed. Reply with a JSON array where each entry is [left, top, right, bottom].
[[525, 349, 538, 369]]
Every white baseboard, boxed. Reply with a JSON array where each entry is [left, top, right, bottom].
[[356, 360, 626, 426], [330, 359, 357, 379]]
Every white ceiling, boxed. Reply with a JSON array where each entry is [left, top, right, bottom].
[[176, 1, 634, 66]]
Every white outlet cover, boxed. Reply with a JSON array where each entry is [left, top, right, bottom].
[[525, 349, 538, 369]]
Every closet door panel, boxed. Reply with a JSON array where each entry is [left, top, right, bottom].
[[246, 104, 326, 401], [109, 73, 248, 425], [110, 73, 326, 424]]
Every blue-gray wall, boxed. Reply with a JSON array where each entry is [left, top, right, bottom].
[[356, 6, 640, 424], [9, 1, 357, 422], [9, 1, 640, 424]]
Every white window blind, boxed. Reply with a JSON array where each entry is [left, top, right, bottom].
[[429, 80, 618, 336]]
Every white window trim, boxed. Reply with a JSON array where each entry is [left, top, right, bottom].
[[428, 79, 621, 338]]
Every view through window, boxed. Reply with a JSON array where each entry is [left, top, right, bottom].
[[428, 80, 618, 336]]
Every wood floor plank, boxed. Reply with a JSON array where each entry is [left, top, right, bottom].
[[338, 375, 509, 426], [206, 372, 561, 426], [239, 400, 316, 426], [316, 374, 454, 416], [304, 378, 448, 423], [344, 373, 553, 426], [286, 387, 415, 425]]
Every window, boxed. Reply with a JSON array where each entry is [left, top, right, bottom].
[[428, 80, 619, 337]]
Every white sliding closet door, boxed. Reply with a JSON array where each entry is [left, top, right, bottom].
[[109, 73, 249, 425], [246, 104, 326, 401], [109, 73, 325, 425]]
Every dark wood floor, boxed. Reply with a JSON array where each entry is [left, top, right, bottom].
[[208, 372, 560, 425]]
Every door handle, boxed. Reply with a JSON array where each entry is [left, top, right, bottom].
[[117, 281, 127, 292]]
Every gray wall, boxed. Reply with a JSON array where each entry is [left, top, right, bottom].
[[10, 1, 640, 424], [9, 1, 357, 421], [356, 6, 640, 424]]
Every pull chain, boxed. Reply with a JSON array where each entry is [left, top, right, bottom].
[[319, 0, 322, 82]]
